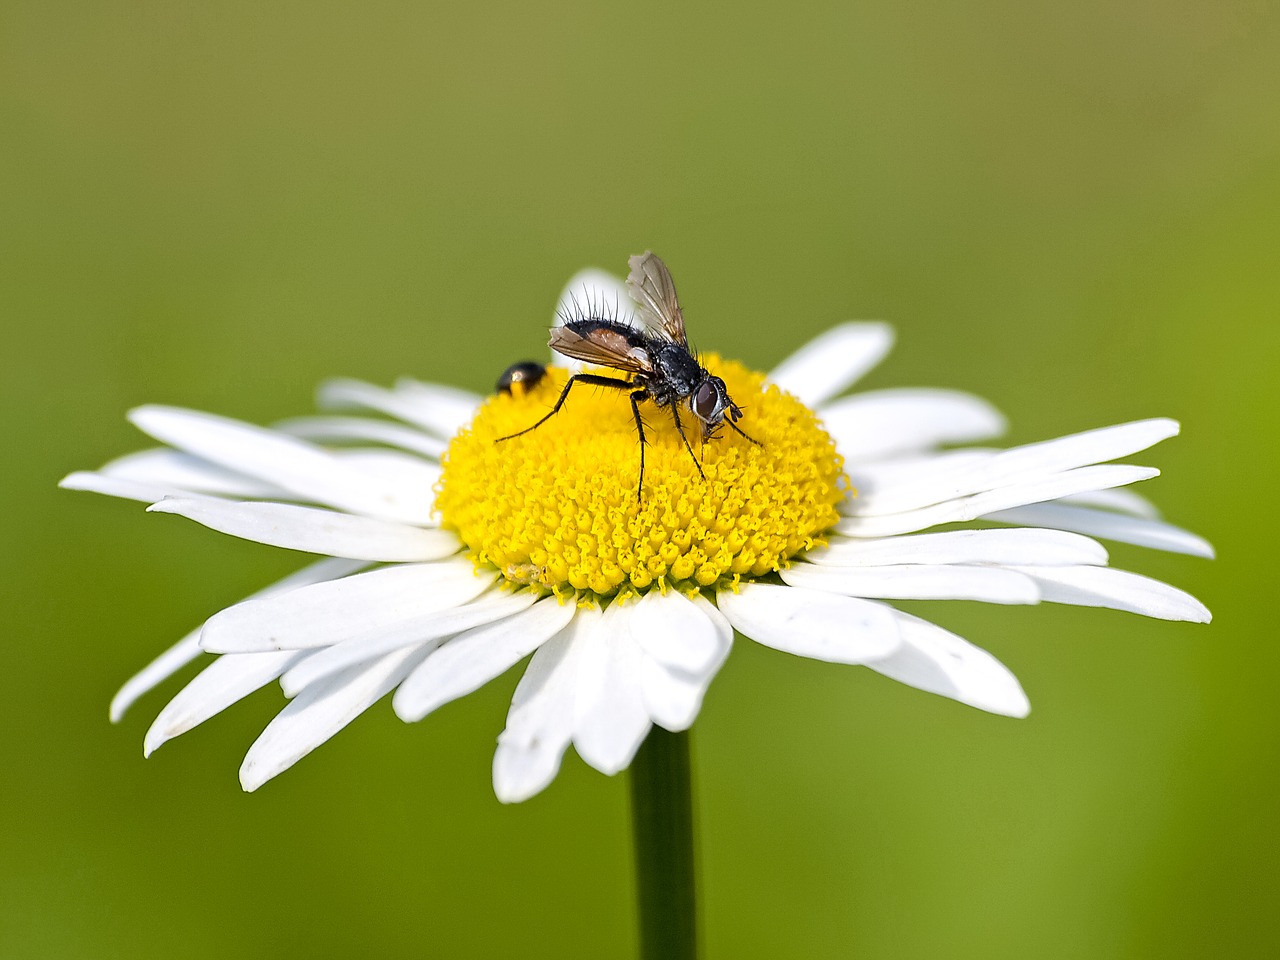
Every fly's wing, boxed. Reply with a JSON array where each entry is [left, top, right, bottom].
[[548, 324, 653, 375], [625, 251, 688, 346]]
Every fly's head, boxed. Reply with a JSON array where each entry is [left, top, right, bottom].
[[690, 375, 744, 441]]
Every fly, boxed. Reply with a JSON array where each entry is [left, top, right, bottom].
[[497, 251, 759, 498]]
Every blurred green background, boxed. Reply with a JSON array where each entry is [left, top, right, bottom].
[[2, 2, 1276, 957]]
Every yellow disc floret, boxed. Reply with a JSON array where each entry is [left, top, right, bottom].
[[436, 356, 846, 599]]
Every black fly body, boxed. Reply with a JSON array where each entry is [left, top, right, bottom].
[[496, 252, 759, 499]]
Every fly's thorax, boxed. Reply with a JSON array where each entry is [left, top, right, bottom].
[[649, 343, 705, 402], [435, 356, 848, 599]]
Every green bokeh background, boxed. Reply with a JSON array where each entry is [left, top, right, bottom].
[[3, 3, 1276, 958]]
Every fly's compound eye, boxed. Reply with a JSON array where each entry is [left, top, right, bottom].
[[692, 379, 726, 423], [497, 361, 547, 396]]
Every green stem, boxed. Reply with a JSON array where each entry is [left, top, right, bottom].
[[629, 726, 699, 960]]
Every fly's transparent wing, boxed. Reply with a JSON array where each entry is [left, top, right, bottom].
[[548, 325, 654, 375], [626, 251, 688, 346]]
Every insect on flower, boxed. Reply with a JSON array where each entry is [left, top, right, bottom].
[[495, 360, 547, 396], [497, 251, 758, 497]]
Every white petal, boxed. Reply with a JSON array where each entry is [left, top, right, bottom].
[[636, 656, 706, 733], [316, 378, 480, 438], [109, 556, 367, 721], [201, 559, 494, 653], [867, 611, 1030, 717], [717, 583, 900, 663], [767, 322, 894, 407], [145, 650, 305, 756], [820, 388, 1006, 461], [239, 646, 426, 792], [60, 470, 216, 504], [849, 448, 996, 491], [572, 604, 652, 776], [279, 589, 538, 696], [146, 498, 458, 562], [1008, 565, 1211, 622], [689, 592, 734, 649], [856, 419, 1178, 516], [492, 608, 596, 803], [627, 589, 724, 674], [128, 405, 427, 525], [838, 465, 1160, 538], [983, 503, 1214, 558], [638, 594, 732, 732], [99, 449, 291, 498], [274, 416, 448, 459], [805, 528, 1107, 568], [393, 596, 578, 722], [391, 379, 483, 436], [110, 631, 202, 724], [1062, 487, 1159, 518], [333, 448, 442, 493], [781, 562, 1041, 604]]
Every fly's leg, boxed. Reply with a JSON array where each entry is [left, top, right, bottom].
[[726, 418, 762, 446], [496, 373, 636, 441], [670, 404, 707, 482], [630, 389, 649, 500]]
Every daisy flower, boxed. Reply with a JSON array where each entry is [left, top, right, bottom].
[[61, 256, 1211, 803]]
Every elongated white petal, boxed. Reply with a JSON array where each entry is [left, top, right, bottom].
[[848, 448, 997, 495], [857, 419, 1178, 516], [838, 465, 1160, 538], [639, 594, 733, 732], [781, 562, 1041, 604], [768, 323, 894, 407], [279, 589, 537, 696], [317, 378, 480, 438], [636, 656, 706, 732], [493, 608, 596, 803], [100, 449, 291, 498], [983, 503, 1214, 558], [128, 405, 427, 525], [145, 650, 305, 756], [867, 611, 1030, 717], [333, 449, 442, 502], [392, 379, 483, 436], [1062, 487, 1159, 518], [820, 388, 1006, 461], [508, 609, 589, 712], [110, 559, 367, 722], [60, 470, 214, 505], [393, 597, 578, 722], [573, 604, 652, 775], [274, 416, 448, 459], [805, 528, 1107, 568], [201, 559, 494, 653], [110, 631, 202, 723], [689, 592, 734, 649], [717, 583, 900, 663], [1008, 565, 1211, 622], [239, 646, 426, 791], [627, 589, 724, 674], [146, 498, 458, 562]]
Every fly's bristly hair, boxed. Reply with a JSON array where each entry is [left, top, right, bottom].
[[555, 285, 635, 332]]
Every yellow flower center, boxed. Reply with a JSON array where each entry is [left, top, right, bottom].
[[436, 356, 846, 599]]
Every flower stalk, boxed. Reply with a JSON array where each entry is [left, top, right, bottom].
[[630, 726, 699, 960]]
